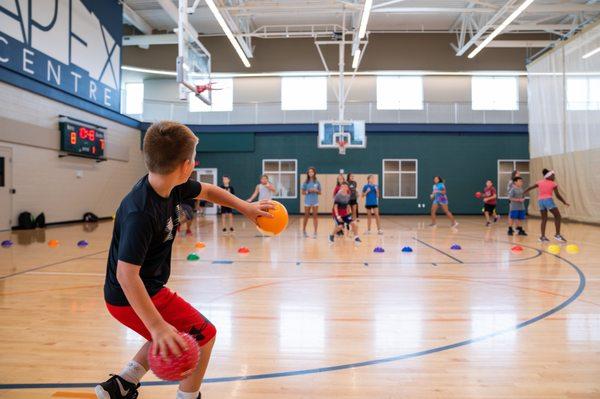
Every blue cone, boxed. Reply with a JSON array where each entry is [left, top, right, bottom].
[[77, 240, 89, 247], [450, 244, 462, 250], [373, 246, 385, 253], [1, 240, 13, 248], [401, 246, 413, 253]]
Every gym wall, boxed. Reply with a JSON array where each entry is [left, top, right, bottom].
[[0, 82, 146, 225], [152, 123, 529, 215], [527, 21, 600, 223]]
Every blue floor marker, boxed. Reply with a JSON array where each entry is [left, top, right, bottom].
[[212, 260, 234, 265]]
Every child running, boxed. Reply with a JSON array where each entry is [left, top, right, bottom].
[[219, 175, 235, 234], [507, 176, 527, 236], [329, 182, 361, 244], [333, 174, 346, 236], [96, 121, 273, 399], [301, 167, 321, 238], [482, 179, 498, 226], [429, 176, 458, 228], [524, 168, 569, 242], [247, 174, 276, 202], [362, 175, 382, 234]]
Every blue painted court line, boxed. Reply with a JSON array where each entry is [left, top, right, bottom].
[[0, 244, 585, 390], [212, 260, 234, 265], [413, 237, 464, 264]]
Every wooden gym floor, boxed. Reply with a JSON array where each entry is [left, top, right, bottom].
[[1, 215, 599, 399]]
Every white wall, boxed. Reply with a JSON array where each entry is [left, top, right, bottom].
[[137, 74, 528, 125], [0, 82, 146, 225]]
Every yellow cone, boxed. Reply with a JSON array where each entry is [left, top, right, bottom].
[[548, 245, 561, 255], [566, 244, 579, 254]]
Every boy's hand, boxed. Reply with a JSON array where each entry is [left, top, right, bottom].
[[150, 322, 188, 358], [242, 200, 275, 222]]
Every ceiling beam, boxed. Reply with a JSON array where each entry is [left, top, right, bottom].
[[122, 34, 177, 46], [122, 3, 153, 35], [372, 4, 600, 13], [477, 40, 553, 48]]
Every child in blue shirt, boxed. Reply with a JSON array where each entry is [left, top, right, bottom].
[[362, 175, 382, 235], [301, 167, 321, 238]]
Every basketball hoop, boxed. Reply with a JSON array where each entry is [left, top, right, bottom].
[[337, 140, 347, 155]]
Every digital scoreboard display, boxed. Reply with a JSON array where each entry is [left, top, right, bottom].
[[59, 120, 105, 159]]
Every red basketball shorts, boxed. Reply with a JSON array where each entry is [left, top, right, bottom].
[[106, 287, 216, 347]]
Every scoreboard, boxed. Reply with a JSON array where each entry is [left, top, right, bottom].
[[59, 118, 106, 159]]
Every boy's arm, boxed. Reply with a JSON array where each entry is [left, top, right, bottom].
[[116, 262, 186, 356], [333, 203, 341, 220], [198, 183, 273, 221], [554, 187, 570, 206]]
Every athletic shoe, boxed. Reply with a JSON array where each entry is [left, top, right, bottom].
[[354, 237, 362, 244], [303, 231, 309, 238], [508, 227, 514, 236], [485, 221, 491, 227], [518, 229, 528, 236], [377, 230, 383, 235], [222, 228, 227, 233], [336, 230, 344, 237], [429, 223, 437, 227], [312, 233, 317, 239], [95, 375, 139, 399], [539, 236, 550, 242], [493, 216, 499, 223], [230, 227, 234, 232], [365, 230, 371, 235], [451, 222, 459, 228], [328, 235, 335, 243], [554, 234, 567, 242]]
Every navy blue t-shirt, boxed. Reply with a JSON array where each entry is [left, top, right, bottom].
[[104, 175, 202, 305]]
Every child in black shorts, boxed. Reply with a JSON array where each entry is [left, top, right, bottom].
[[219, 175, 235, 233]]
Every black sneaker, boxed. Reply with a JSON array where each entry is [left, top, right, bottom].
[[508, 227, 514, 236], [539, 236, 550, 242], [554, 234, 567, 242], [95, 375, 139, 399], [518, 229, 528, 236], [329, 235, 335, 243], [222, 228, 227, 233], [485, 221, 491, 227], [230, 227, 234, 232]]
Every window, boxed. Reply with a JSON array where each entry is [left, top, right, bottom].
[[262, 159, 297, 198], [189, 78, 233, 112], [498, 160, 530, 198], [472, 76, 519, 111], [124, 82, 144, 115], [566, 77, 600, 111], [281, 77, 327, 110], [382, 159, 417, 198], [377, 76, 424, 110]]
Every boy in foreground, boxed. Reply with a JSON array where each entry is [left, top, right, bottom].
[[96, 121, 273, 399]]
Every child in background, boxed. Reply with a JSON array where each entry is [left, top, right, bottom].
[[482, 179, 498, 226], [219, 175, 235, 233], [333, 173, 345, 195], [508, 176, 527, 236], [430, 176, 458, 228], [362, 175, 382, 235], [347, 173, 359, 221], [506, 170, 520, 226], [329, 182, 361, 244], [178, 198, 196, 237], [247, 174, 276, 202], [524, 169, 570, 242], [301, 167, 321, 238]]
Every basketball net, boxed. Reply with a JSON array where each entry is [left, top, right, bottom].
[[337, 140, 347, 155]]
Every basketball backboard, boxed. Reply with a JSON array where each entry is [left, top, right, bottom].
[[318, 121, 366, 151]]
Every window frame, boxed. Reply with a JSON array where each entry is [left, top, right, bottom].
[[376, 76, 424, 111], [124, 82, 144, 115], [497, 159, 530, 199], [471, 76, 520, 111], [281, 76, 328, 111], [381, 158, 418, 199], [566, 76, 600, 111], [262, 159, 298, 199]]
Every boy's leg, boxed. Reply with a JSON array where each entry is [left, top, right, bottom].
[[179, 336, 216, 394], [484, 210, 490, 223]]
